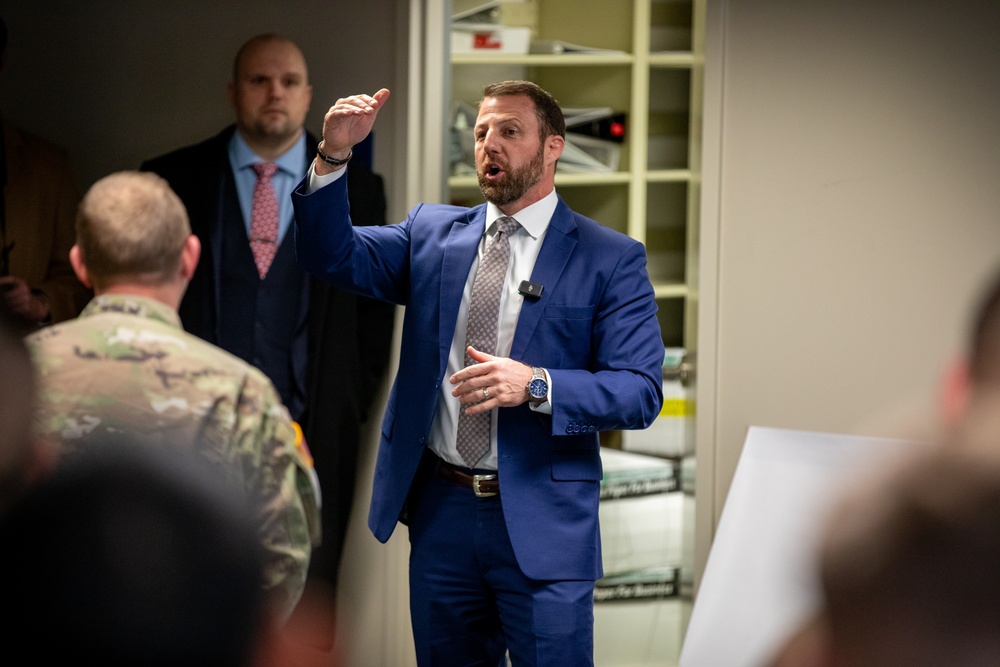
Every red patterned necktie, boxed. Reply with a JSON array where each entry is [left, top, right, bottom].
[[250, 162, 279, 279], [455, 216, 520, 467]]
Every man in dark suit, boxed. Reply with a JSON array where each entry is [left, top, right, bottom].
[[1, 16, 91, 326], [141, 34, 394, 601], [294, 82, 664, 665]]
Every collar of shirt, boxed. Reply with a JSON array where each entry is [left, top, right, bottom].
[[81, 293, 183, 329], [228, 130, 307, 242], [483, 189, 559, 240]]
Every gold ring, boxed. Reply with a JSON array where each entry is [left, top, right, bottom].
[[483, 387, 490, 399]]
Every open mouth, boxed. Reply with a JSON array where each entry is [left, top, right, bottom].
[[483, 163, 504, 180]]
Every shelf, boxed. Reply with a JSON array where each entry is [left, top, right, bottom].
[[649, 52, 698, 68], [648, 169, 693, 183], [452, 52, 697, 69], [452, 53, 634, 67], [654, 283, 689, 299]]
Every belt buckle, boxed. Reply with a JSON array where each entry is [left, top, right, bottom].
[[472, 474, 498, 498]]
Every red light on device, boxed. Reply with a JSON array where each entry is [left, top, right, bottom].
[[610, 121, 625, 138]]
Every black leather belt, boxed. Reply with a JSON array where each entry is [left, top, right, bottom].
[[436, 459, 499, 497]]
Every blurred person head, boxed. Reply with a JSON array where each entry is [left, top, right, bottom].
[[804, 422, 1000, 667], [0, 300, 52, 515], [941, 266, 1000, 424], [0, 440, 268, 665], [228, 33, 312, 159], [70, 171, 200, 306]]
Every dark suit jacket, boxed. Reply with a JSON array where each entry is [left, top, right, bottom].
[[294, 174, 664, 582], [141, 127, 395, 587], [2, 118, 91, 322]]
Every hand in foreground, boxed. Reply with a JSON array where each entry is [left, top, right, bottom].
[[0, 276, 49, 323], [450, 347, 533, 416], [315, 88, 391, 175]]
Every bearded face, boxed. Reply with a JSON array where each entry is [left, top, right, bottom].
[[477, 140, 546, 208]]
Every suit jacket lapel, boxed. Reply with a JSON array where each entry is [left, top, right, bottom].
[[509, 198, 578, 361], [439, 207, 485, 373], [210, 160, 237, 339]]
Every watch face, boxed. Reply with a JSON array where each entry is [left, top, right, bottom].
[[529, 378, 547, 399]]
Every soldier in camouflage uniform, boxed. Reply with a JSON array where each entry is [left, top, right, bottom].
[[26, 171, 320, 618]]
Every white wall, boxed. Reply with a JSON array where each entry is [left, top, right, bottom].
[[698, 0, 1000, 576]]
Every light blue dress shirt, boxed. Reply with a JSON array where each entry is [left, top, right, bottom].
[[228, 131, 307, 243]]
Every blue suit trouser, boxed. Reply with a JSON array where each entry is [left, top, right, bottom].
[[407, 453, 595, 666]]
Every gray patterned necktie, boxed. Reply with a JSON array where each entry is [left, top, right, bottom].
[[455, 216, 520, 467]]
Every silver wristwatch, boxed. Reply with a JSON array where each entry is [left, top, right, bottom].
[[526, 366, 548, 407]]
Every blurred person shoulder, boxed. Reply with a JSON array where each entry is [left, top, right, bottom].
[[2, 117, 74, 176]]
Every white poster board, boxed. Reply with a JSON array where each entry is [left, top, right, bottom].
[[679, 426, 923, 667]]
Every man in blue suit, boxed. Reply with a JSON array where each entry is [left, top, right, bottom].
[[293, 81, 664, 666]]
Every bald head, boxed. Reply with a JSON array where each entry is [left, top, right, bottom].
[[232, 34, 306, 82], [228, 34, 312, 158]]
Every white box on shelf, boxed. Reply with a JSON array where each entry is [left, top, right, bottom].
[[599, 448, 683, 576], [623, 347, 695, 458], [451, 23, 531, 54]]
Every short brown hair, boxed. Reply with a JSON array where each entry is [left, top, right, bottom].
[[482, 80, 566, 140], [75, 171, 190, 287]]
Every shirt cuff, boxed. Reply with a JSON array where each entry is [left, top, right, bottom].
[[305, 162, 347, 193]]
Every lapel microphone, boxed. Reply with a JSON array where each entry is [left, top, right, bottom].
[[518, 280, 544, 300]]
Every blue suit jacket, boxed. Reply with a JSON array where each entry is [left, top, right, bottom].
[[293, 174, 664, 581]]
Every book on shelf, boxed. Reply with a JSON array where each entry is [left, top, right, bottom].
[[529, 39, 627, 56], [560, 133, 620, 173], [451, 0, 528, 23], [560, 109, 625, 173], [562, 107, 614, 126]]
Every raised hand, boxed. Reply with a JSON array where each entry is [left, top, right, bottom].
[[316, 89, 390, 174]]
